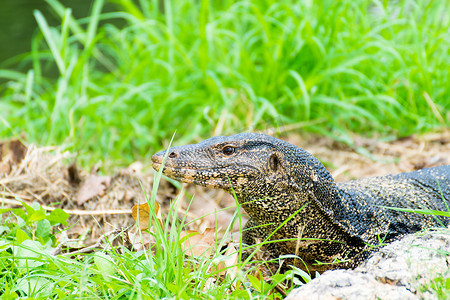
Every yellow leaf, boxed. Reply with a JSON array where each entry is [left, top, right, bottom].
[[131, 202, 162, 230]]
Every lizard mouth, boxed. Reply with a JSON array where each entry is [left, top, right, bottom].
[[153, 164, 231, 188], [152, 161, 254, 189], [151, 161, 162, 171]]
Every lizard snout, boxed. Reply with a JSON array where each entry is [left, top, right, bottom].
[[151, 151, 164, 171], [151, 149, 179, 171], [151, 151, 163, 163]]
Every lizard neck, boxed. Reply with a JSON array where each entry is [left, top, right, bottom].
[[232, 161, 345, 230]]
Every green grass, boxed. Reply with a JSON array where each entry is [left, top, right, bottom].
[[0, 0, 449, 166], [420, 275, 450, 299], [0, 171, 300, 299], [2, 172, 449, 299], [0, 0, 449, 297]]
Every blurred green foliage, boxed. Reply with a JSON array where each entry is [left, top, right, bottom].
[[0, 0, 449, 165]]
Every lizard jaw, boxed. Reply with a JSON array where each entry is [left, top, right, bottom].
[[152, 161, 232, 189]]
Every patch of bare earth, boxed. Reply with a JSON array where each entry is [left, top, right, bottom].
[[0, 130, 449, 245]]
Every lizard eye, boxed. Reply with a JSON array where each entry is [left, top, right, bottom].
[[222, 146, 235, 155]]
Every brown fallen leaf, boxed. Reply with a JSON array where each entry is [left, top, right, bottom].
[[218, 243, 239, 279], [131, 201, 163, 231], [9, 140, 27, 163], [186, 188, 244, 234], [0, 139, 27, 174], [76, 174, 111, 205], [180, 228, 217, 257]]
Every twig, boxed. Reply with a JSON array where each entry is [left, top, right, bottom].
[[0, 198, 132, 215]]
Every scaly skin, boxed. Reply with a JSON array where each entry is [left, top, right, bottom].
[[152, 133, 450, 272]]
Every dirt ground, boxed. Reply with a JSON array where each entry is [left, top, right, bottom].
[[1, 129, 449, 245]]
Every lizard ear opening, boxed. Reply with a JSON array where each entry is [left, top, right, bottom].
[[269, 153, 280, 172]]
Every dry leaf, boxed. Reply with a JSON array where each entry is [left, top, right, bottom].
[[218, 243, 239, 278], [131, 202, 162, 230], [0, 139, 27, 174], [76, 174, 111, 205], [180, 228, 216, 257], [9, 140, 27, 163]]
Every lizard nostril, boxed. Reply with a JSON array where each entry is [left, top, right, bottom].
[[168, 152, 177, 158]]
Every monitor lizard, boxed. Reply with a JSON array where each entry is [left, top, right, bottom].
[[152, 133, 450, 272]]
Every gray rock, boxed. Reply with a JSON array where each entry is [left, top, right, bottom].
[[286, 229, 450, 300]]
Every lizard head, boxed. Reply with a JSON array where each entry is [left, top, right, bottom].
[[151, 133, 335, 198], [151, 133, 292, 192]]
